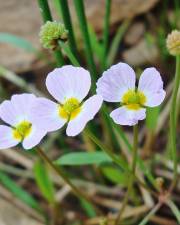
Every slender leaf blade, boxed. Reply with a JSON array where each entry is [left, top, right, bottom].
[[56, 152, 112, 166], [0, 170, 41, 211], [34, 161, 55, 204], [0, 32, 37, 53]]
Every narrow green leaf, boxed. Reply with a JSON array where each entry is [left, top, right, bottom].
[[80, 198, 96, 217], [34, 160, 55, 204], [88, 25, 104, 64], [167, 200, 180, 223], [146, 106, 160, 131], [101, 165, 128, 186], [0, 33, 37, 53], [55, 152, 112, 166], [0, 170, 41, 211], [59, 41, 80, 66], [107, 20, 130, 66]]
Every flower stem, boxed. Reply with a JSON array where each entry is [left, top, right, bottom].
[[58, 41, 80, 66], [36, 146, 100, 213], [38, 0, 52, 22], [37, 0, 64, 66], [84, 128, 128, 171], [102, 0, 111, 69], [57, 0, 79, 58], [169, 55, 180, 192], [74, 0, 97, 83], [115, 124, 139, 224], [138, 202, 162, 225]]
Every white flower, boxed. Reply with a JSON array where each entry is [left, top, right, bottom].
[[96, 62, 166, 126], [32, 65, 103, 136], [0, 94, 47, 150]]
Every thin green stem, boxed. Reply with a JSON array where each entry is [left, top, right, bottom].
[[58, 41, 80, 66], [169, 55, 180, 191], [84, 128, 128, 171], [37, 0, 64, 66], [36, 146, 100, 214], [166, 199, 180, 223], [138, 203, 162, 225], [38, 0, 52, 22], [53, 51, 65, 67], [115, 124, 139, 224], [74, 0, 97, 84], [102, 0, 111, 69], [107, 20, 130, 67], [84, 127, 155, 196], [57, 0, 79, 58]]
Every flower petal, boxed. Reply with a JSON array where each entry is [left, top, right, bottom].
[[0, 100, 17, 126], [66, 95, 103, 136], [31, 97, 67, 132], [96, 62, 136, 102], [0, 125, 20, 149], [46, 65, 91, 103], [138, 68, 166, 107], [22, 125, 46, 150], [110, 106, 146, 126], [0, 93, 37, 126]]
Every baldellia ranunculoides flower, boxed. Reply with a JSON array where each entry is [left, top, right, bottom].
[[32, 65, 103, 136], [0, 94, 47, 150], [96, 62, 166, 126]]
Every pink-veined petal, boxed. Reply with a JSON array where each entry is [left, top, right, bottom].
[[110, 106, 146, 126], [0, 93, 37, 126], [0, 125, 20, 149], [31, 97, 67, 132], [96, 62, 136, 102], [138, 68, 166, 107], [66, 95, 103, 136], [46, 65, 91, 104], [22, 125, 47, 150]]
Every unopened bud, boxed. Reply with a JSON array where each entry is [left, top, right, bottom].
[[39, 21, 68, 50], [155, 177, 164, 191], [166, 30, 180, 56]]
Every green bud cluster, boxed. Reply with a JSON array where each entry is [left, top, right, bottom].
[[39, 21, 68, 50]]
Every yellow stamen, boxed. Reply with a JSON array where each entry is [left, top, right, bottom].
[[13, 121, 32, 141], [58, 97, 81, 120], [122, 90, 146, 110]]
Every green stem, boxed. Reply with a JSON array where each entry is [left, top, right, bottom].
[[74, 0, 97, 84], [57, 0, 79, 58], [53, 51, 65, 67], [59, 41, 80, 66], [84, 127, 155, 196], [36, 146, 99, 213], [84, 129, 128, 171], [37, 0, 64, 66], [38, 0, 52, 22], [107, 20, 130, 66], [138, 203, 162, 225], [169, 55, 180, 191], [102, 0, 111, 69], [115, 124, 139, 224]]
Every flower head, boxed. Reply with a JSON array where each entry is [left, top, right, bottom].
[[39, 21, 68, 50], [0, 94, 47, 150], [166, 30, 180, 56], [32, 65, 103, 136], [96, 63, 166, 126]]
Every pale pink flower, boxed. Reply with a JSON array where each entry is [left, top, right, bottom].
[[32, 65, 103, 136], [96, 62, 166, 126], [0, 94, 47, 150]]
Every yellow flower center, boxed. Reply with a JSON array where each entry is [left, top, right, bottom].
[[58, 97, 81, 120], [13, 121, 32, 141], [122, 90, 146, 110]]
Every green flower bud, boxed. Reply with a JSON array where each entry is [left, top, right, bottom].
[[39, 21, 68, 50], [166, 30, 180, 56]]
